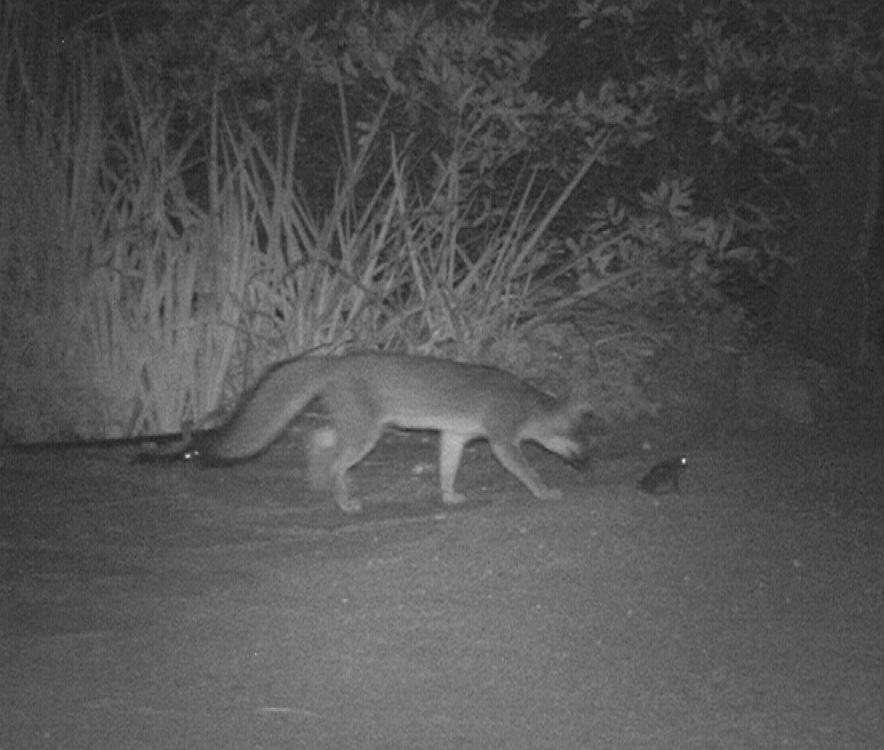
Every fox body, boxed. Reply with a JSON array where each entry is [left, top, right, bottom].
[[194, 353, 591, 513]]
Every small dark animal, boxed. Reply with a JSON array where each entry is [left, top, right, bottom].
[[637, 455, 687, 494], [132, 420, 196, 463]]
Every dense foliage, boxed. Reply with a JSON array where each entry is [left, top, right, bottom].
[[1, 0, 880, 437]]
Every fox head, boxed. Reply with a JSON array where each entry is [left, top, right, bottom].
[[520, 400, 599, 469], [561, 402, 605, 470]]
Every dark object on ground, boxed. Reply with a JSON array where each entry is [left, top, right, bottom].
[[132, 421, 198, 463], [637, 456, 687, 494]]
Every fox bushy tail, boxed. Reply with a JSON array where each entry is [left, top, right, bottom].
[[200, 357, 334, 461]]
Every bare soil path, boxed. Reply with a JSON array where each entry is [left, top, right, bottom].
[[1, 432, 882, 749]]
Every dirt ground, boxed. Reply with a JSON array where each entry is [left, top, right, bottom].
[[1, 425, 882, 750]]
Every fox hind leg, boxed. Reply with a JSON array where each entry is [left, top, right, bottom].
[[438, 431, 470, 506], [324, 381, 384, 513], [307, 426, 339, 491]]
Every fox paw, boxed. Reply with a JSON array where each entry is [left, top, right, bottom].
[[442, 491, 468, 506], [538, 488, 563, 501], [335, 497, 363, 514]]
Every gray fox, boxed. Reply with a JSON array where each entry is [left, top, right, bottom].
[[193, 353, 591, 513]]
